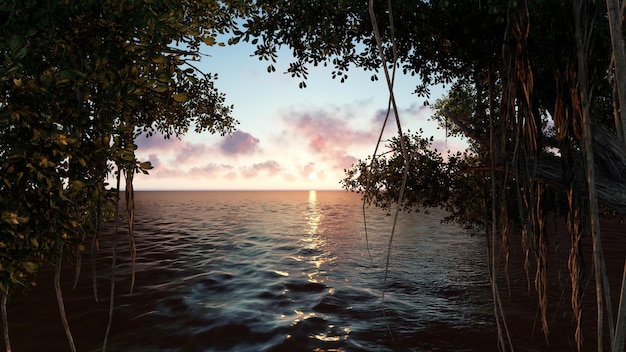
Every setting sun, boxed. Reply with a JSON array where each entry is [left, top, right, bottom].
[[308, 172, 317, 181]]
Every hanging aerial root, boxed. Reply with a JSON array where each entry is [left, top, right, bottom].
[[534, 182, 550, 341], [613, 260, 626, 351], [72, 246, 83, 290], [55, 239, 77, 352], [91, 224, 100, 302], [125, 169, 137, 295], [368, 0, 408, 344], [2, 290, 10, 352], [102, 169, 122, 352], [568, 203, 584, 351]]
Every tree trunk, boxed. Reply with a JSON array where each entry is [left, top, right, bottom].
[[574, 0, 614, 350], [55, 239, 77, 352], [614, 261, 626, 351], [2, 292, 10, 352], [606, 0, 626, 147]]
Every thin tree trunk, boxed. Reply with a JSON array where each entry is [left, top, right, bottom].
[[91, 200, 102, 302], [102, 170, 122, 352], [2, 292, 10, 352], [614, 261, 626, 351], [488, 64, 514, 352], [91, 223, 100, 302], [72, 250, 82, 290], [55, 239, 77, 352], [606, 0, 626, 147], [607, 2, 626, 348], [574, 1, 614, 349], [368, 0, 409, 344], [125, 170, 136, 295]]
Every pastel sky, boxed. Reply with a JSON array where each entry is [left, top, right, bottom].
[[132, 41, 467, 190]]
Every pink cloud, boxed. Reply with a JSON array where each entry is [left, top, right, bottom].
[[285, 112, 375, 151], [334, 153, 359, 169], [145, 154, 182, 177], [310, 134, 327, 152], [176, 143, 211, 163], [146, 153, 235, 178], [188, 163, 234, 177], [300, 162, 316, 178], [241, 160, 284, 178], [138, 135, 216, 166], [219, 130, 260, 155], [279, 108, 382, 174]]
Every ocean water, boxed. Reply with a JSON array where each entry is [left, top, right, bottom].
[[4, 191, 498, 351]]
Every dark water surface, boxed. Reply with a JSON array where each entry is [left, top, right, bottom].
[[6, 191, 503, 351]]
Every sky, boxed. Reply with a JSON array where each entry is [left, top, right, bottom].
[[132, 41, 467, 190]]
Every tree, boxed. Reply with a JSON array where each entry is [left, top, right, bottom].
[[0, 0, 242, 350], [233, 0, 626, 350]]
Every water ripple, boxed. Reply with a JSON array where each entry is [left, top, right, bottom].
[[5, 191, 496, 351]]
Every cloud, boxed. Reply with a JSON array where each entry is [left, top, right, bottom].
[[136, 132, 184, 152], [137, 133, 217, 167], [138, 130, 263, 170], [146, 153, 235, 178], [146, 154, 181, 177], [176, 143, 211, 164], [334, 153, 359, 169], [277, 106, 385, 176], [148, 154, 161, 169], [300, 162, 316, 179], [133, 100, 448, 190], [285, 112, 375, 152], [219, 130, 260, 155], [372, 104, 432, 126], [241, 160, 284, 178], [188, 163, 233, 177]]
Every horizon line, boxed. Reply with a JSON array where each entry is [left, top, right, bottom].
[[120, 188, 347, 192]]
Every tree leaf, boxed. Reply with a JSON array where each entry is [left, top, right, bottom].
[[172, 93, 188, 102], [22, 261, 39, 274], [139, 161, 153, 170], [202, 37, 216, 46]]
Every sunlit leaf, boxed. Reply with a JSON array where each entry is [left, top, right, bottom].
[[202, 37, 216, 46], [139, 161, 153, 170], [152, 55, 167, 64], [172, 93, 189, 102], [22, 261, 39, 274], [153, 85, 169, 93]]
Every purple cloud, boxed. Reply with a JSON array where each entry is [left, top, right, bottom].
[[148, 154, 161, 169], [372, 104, 432, 125], [136, 132, 184, 152], [219, 130, 260, 155], [176, 143, 211, 163], [145, 153, 236, 178]]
